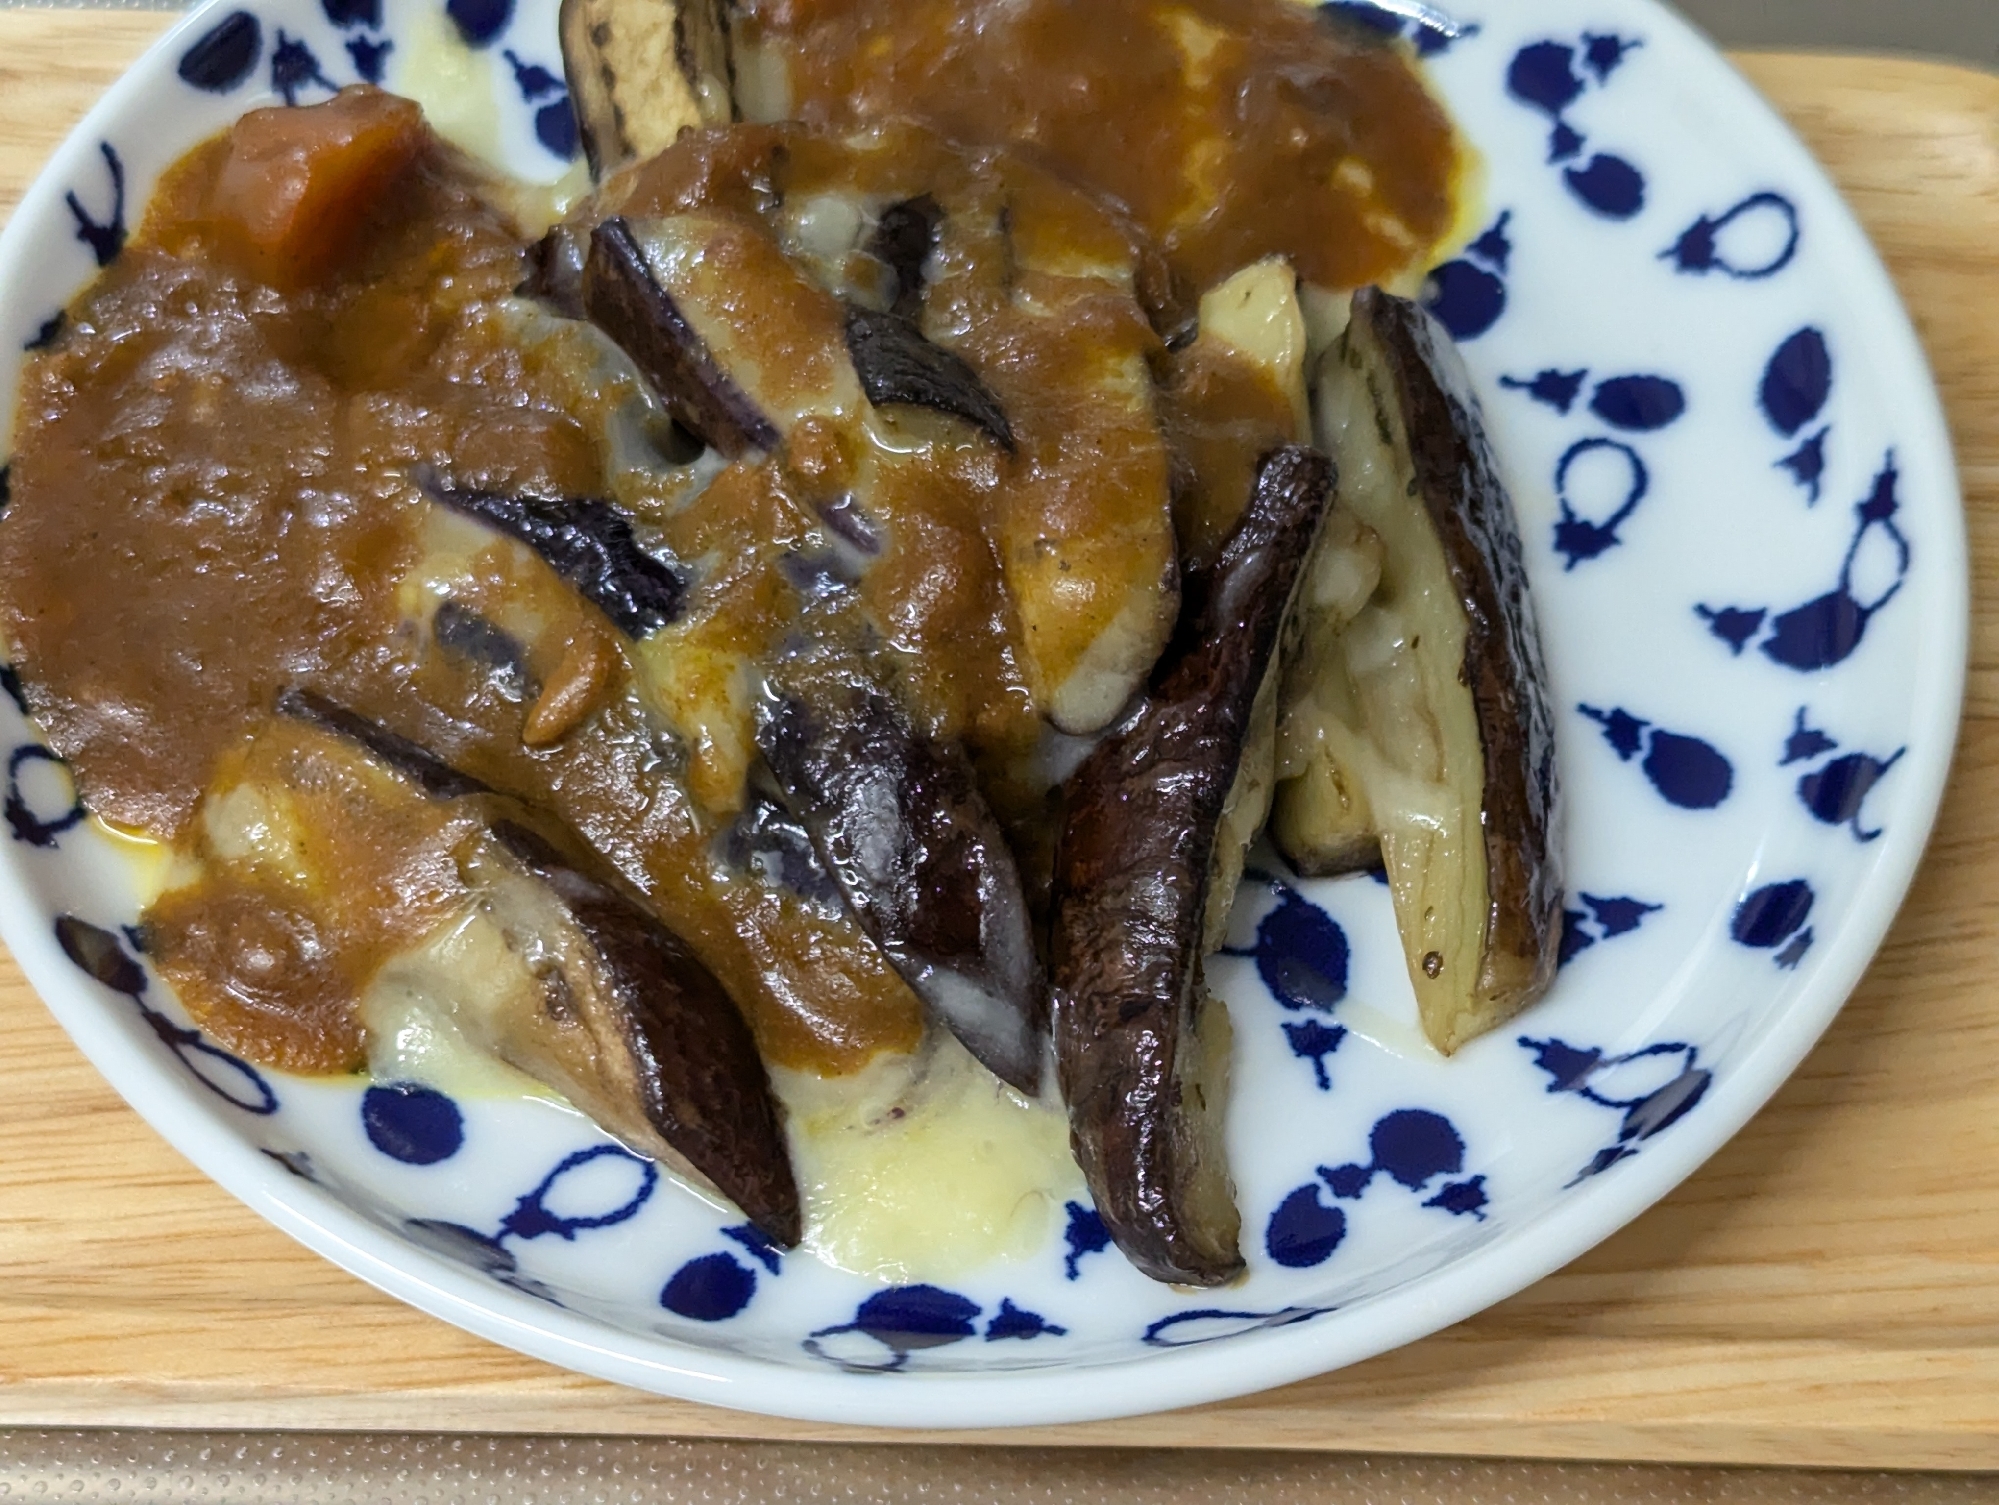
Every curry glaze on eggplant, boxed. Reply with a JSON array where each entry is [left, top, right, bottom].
[[574, 123, 1182, 739], [757, 660, 1044, 1093], [280, 692, 799, 1242], [0, 0, 1558, 1291], [1275, 287, 1563, 1054], [1051, 445, 1335, 1286]]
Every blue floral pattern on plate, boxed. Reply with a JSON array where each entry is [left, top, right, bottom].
[[0, 0, 1965, 1425]]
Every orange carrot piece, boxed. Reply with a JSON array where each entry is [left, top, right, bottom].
[[207, 86, 426, 289]]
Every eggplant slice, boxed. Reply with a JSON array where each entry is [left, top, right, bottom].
[[1051, 444, 1334, 1286], [1274, 286, 1561, 1054], [756, 663, 1044, 1094], [420, 474, 686, 638], [282, 692, 802, 1244], [843, 304, 1015, 452], [582, 217, 781, 458], [559, 0, 736, 181], [864, 195, 943, 319], [483, 817, 800, 1242]]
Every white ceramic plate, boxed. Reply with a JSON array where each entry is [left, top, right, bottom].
[[0, 0, 1965, 1428]]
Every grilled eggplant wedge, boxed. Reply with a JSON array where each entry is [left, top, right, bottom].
[[1274, 287, 1561, 1054], [571, 122, 1178, 738], [150, 690, 802, 1245], [560, 0, 736, 180], [757, 659, 1044, 1094], [1052, 444, 1335, 1286]]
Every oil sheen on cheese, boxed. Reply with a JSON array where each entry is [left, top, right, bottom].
[[775, 1038, 1083, 1282]]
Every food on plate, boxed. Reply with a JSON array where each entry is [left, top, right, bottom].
[[0, 0, 1560, 1285], [1053, 445, 1334, 1286], [1275, 287, 1563, 1053], [758, 659, 1045, 1094], [169, 687, 803, 1242], [559, 0, 735, 179], [725, 0, 1463, 301]]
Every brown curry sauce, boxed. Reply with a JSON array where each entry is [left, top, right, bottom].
[[0, 1, 1458, 1080]]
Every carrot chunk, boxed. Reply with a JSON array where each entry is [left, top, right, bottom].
[[207, 86, 426, 289]]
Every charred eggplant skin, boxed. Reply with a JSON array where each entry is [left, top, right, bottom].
[[520, 223, 589, 319], [863, 196, 942, 320], [582, 218, 780, 458], [1051, 444, 1334, 1287], [1358, 287, 1562, 1020], [491, 819, 802, 1246], [420, 474, 685, 638], [559, 0, 735, 182], [842, 304, 1016, 453], [275, 687, 491, 800], [278, 691, 803, 1246], [756, 668, 1044, 1094]]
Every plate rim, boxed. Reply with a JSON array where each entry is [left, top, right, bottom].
[[0, 0, 1969, 1428]]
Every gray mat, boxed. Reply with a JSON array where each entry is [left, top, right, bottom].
[[0, 1432, 1991, 1505]]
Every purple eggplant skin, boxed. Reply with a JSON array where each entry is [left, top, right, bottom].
[[275, 686, 492, 801], [1357, 286, 1563, 1019], [863, 195, 942, 320], [582, 217, 780, 458], [491, 819, 802, 1247], [1050, 444, 1334, 1287], [277, 690, 803, 1247], [756, 668, 1045, 1094], [842, 304, 1016, 453], [419, 475, 685, 638], [723, 785, 846, 917], [433, 600, 537, 703], [520, 223, 589, 319]]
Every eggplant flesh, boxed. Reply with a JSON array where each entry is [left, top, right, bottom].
[[1274, 286, 1561, 1055], [559, 0, 736, 182], [279, 694, 802, 1244], [582, 217, 781, 459], [1051, 444, 1334, 1286], [756, 664, 1044, 1095], [1268, 503, 1385, 873]]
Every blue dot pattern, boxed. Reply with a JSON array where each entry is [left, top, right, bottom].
[[361, 1082, 465, 1165], [0, 0, 1939, 1371]]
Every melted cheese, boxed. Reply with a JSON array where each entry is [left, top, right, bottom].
[[776, 1037, 1082, 1281], [385, 7, 504, 169], [359, 910, 562, 1102]]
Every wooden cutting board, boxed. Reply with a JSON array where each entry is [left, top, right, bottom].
[[1, 15, 1996, 1471]]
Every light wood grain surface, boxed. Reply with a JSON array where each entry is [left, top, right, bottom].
[[1, 17, 1997, 1470]]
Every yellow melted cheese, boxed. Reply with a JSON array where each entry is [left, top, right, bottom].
[[776, 1038, 1083, 1282]]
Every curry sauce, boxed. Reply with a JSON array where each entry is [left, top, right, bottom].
[[734, 0, 1463, 299], [0, 0, 1461, 1090]]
